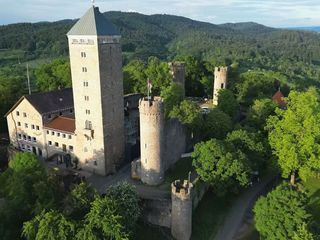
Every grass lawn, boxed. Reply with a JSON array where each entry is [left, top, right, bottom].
[[158, 157, 194, 190], [191, 190, 238, 240]]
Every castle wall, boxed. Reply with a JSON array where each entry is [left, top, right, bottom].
[[213, 66, 228, 105], [164, 119, 187, 171]]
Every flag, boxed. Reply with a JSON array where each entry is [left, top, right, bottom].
[[147, 79, 152, 93]]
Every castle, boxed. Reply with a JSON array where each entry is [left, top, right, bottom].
[[213, 66, 228, 105], [5, 6, 227, 239]]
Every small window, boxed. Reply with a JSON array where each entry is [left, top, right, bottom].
[[17, 122, 21, 127], [25, 123, 28, 128], [27, 136, 31, 141], [16, 111, 20, 116], [82, 67, 87, 72], [46, 130, 49, 134], [31, 124, 35, 130], [94, 161, 97, 166], [55, 142, 59, 147], [51, 131, 55, 136], [56, 132, 60, 137], [48, 114, 52, 119], [27, 145, 31, 151], [84, 96, 89, 101], [62, 134, 66, 138], [21, 144, 25, 149], [23, 112, 27, 117], [32, 137, 36, 142], [70, 109, 73, 113], [18, 134, 22, 139], [81, 52, 86, 58], [83, 81, 89, 87], [68, 135, 72, 139], [221, 83, 225, 89], [59, 112, 62, 116], [48, 141, 52, 146], [36, 126, 40, 130], [85, 120, 92, 130], [86, 109, 90, 115], [23, 134, 27, 140], [69, 145, 74, 151], [145, 143, 147, 148]]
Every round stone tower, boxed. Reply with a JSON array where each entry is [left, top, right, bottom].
[[171, 180, 193, 240], [169, 62, 186, 96], [213, 66, 228, 105], [139, 97, 165, 185]]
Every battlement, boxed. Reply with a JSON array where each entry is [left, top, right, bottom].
[[172, 180, 193, 200], [215, 66, 228, 73], [139, 97, 164, 115], [169, 61, 185, 70]]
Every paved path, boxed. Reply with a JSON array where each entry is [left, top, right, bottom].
[[213, 175, 276, 240]]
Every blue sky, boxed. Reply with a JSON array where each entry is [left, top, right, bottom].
[[1, 0, 320, 27]]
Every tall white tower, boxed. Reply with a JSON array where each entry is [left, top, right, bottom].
[[213, 66, 228, 105], [67, 6, 125, 175]]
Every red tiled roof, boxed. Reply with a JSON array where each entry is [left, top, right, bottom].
[[272, 90, 287, 108], [44, 116, 75, 133]]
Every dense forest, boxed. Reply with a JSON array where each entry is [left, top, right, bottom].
[[1, 11, 320, 132]]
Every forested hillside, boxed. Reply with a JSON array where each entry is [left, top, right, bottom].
[[1, 11, 320, 131]]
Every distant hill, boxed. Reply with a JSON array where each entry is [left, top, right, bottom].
[[288, 26, 320, 32], [1, 11, 320, 85]]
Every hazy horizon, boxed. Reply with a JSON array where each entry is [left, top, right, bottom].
[[1, 0, 320, 28]]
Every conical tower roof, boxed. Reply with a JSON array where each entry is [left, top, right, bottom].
[[67, 6, 120, 36]]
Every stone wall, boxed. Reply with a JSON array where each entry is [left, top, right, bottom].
[[164, 119, 187, 171]]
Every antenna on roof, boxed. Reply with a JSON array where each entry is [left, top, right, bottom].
[[26, 63, 31, 95]]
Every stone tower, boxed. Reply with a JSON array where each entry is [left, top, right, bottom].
[[139, 97, 164, 185], [171, 180, 193, 240], [213, 66, 228, 105], [67, 6, 125, 176], [169, 62, 186, 96]]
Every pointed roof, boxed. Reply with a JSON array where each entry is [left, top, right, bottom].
[[67, 6, 120, 36], [272, 90, 287, 108]]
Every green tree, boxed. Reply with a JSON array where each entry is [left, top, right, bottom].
[[217, 89, 239, 120], [246, 98, 277, 131], [204, 108, 232, 140], [0, 66, 26, 132], [22, 210, 75, 240], [293, 223, 315, 240], [266, 88, 320, 185], [236, 70, 278, 106], [35, 59, 71, 92], [123, 59, 147, 94], [145, 56, 172, 96], [254, 183, 312, 240], [0, 153, 57, 240], [226, 129, 269, 171], [192, 139, 251, 194], [160, 83, 184, 118], [106, 182, 140, 236], [169, 100, 202, 130], [64, 182, 98, 220], [76, 196, 128, 240]]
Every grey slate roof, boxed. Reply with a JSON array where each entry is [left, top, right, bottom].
[[25, 88, 74, 114], [67, 6, 120, 36]]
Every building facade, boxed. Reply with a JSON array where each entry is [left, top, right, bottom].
[[6, 6, 126, 176]]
